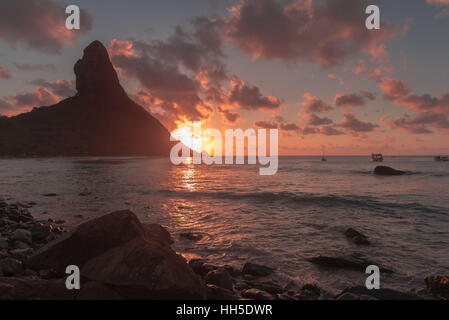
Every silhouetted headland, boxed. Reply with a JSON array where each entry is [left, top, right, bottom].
[[0, 41, 172, 157]]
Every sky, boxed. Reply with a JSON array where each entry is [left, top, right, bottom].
[[1, 0, 449, 155]]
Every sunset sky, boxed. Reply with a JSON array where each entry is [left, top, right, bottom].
[[1, 0, 449, 155]]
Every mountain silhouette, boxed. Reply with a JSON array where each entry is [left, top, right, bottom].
[[0, 40, 173, 157]]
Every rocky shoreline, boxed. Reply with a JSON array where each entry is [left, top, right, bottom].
[[0, 200, 447, 300]]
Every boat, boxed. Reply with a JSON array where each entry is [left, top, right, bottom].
[[321, 146, 327, 162], [371, 153, 383, 162], [434, 156, 449, 162]]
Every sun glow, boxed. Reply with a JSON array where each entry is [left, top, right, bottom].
[[170, 120, 217, 155]]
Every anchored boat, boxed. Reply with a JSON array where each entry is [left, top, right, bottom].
[[371, 153, 384, 162]]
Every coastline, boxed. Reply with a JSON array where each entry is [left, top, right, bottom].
[[1, 200, 446, 300]]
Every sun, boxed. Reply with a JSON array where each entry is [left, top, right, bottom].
[[171, 120, 216, 154]]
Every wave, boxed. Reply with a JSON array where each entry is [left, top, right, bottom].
[[156, 189, 448, 216]]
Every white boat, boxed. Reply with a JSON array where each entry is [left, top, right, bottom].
[[371, 153, 383, 162]]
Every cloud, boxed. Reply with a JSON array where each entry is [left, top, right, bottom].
[[395, 93, 449, 113], [320, 125, 345, 136], [0, 87, 59, 116], [110, 40, 212, 122], [28, 79, 76, 97], [280, 122, 299, 131], [427, 0, 449, 18], [334, 93, 366, 108], [225, 0, 396, 68], [300, 93, 333, 113], [299, 125, 344, 136], [107, 17, 280, 128], [360, 90, 376, 100], [0, 66, 11, 79], [255, 120, 278, 129], [145, 17, 224, 72], [304, 113, 333, 126], [228, 78, 281, 111], [385, 112, 449, 134], [328, 73, 344, 86], [0, 0, 93, 54], [14, 63, 58, 73], [338, 112, 379, 133], [379, 77, 449, 114], [217, 105, 240, 124], [378, 77, 410, 100]]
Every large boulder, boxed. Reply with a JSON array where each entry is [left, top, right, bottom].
[[307, 253, 394, 274], [0, 277, 75, 300], [374, 166, 405, 176], [28, 210, 206, 299], [242, 262, 275, 277], [425, 276, 449, 299]]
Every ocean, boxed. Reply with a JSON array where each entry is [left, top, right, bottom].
[[1, 156, 448, 294]]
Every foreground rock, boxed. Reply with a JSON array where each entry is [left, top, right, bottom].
[[307, 253, 394, 274], [425, 276, 449, 300], [374, 166, 405, 176], [344, 228, 370, 245], [335, 286, 423, 300], [0, 201, 66, 278], [242, 262, 275, 277], [28, 210, 206, 299]]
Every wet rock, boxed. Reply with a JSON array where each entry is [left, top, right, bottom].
[[76, 281, 123, 300], [180, 232, 203, 241], [206, 284, 237, 300], [278, 293, 296, 300], [424, 276, 449, 299], [39, 269, 63, 280], [307, 253, 394, 274], [30, 224, 53, 243], [242, 262, 275, 277], [223, 265, 243, 277], [335, 286, 422, 300], [247, 280, 283, 294], [10, 248, 33, 262], [204, 268, 234, 291], [0, 258, 24, 276], [11, 229, 32, 244], [294, 284, 321, 300], [143, 223, 174, 246], [336, 292, 363, 300], [79, 192, 91, 196], [189, 259, 215, 278], [241, 288, 273, 300], [374, 166, 405, 176], [344, 228, 370, 245], [55, 220, 65, 225], [0, 277, 75, 300], [0, 238, 8, 250], [29, 210, 206, 299], [12, 241, 30, 250], [43, 194, 57, 197], [235, 281, 251, 291], [0, 250, 9, 260]]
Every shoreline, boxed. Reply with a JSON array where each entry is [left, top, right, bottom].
[[1, 200, 447, 300]]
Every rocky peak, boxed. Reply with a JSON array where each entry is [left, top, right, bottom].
[[74, 40, 125, 97]]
